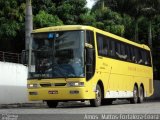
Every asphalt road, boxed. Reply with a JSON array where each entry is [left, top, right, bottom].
[[0, 100, 160, 120]]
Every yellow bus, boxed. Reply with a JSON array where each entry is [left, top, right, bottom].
[[27, 25, 153, 107]]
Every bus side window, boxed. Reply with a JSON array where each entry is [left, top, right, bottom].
[[126, 45, 132, 62], [115, 42, 121, 59], [131, 47, 136, 63], [97, 34, 109, 56], [110, 40, 115, 57], [97, 34, 104, 55], [146, 51, 151, 66], [143, 51, 150, 66], [106, 37, 111, 56], [115, 42, 127, 60], [121, 43, 127, 60], [102, 38, 108, 56], [138, 49, 143, 64], [134, 47, 138, 63]]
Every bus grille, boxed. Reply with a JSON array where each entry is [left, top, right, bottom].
[[40, 83, 66, 87], [55, 83, 66, 86], [40, 83, 51, 87]]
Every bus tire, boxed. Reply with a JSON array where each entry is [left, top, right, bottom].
[[46, 101, 58, 108], [90, 84, 102, 107], [130, 85, 138, 104], [138, 86, 144, 103]]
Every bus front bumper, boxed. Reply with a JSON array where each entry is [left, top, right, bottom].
[[28, 87, 95, 101]]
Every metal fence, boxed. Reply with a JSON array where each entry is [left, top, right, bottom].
[[0, 51, 21, 63]]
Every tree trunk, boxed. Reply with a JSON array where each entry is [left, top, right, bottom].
[[148, 20, 152, 50], [101, 0, 105, 10], [25, 0, 33, 50]]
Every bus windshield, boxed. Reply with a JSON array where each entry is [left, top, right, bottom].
[[28, 30, 85, 79]]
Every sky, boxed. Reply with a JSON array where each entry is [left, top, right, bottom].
[[86, 0, 95, 9]]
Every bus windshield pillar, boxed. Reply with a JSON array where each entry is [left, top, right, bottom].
[[86, 47, 94, 80]]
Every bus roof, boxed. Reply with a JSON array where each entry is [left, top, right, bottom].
[[32, 25, 150, 51]]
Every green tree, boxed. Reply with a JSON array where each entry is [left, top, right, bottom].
[[0, 0, 25, 37], [32, 0, 89, 25], [34, 10, 63, 28], [105, 0, 145, 42], [79, 11, 96, 25], [152, 15, 160, 79], [141, 0, 160, 49], [92, 7, 125, 36], [0, 0, 26, 52], [56, 0, 88, 24], [32, 0, 56, 15], [93, 0, 105, 10], [104, 0, 160, 44]]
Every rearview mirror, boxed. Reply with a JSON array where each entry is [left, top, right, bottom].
[[85, 43, 93, 49]]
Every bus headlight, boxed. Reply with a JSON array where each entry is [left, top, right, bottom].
[[67, 82, 84, 87], [27, 83, 40, 88]]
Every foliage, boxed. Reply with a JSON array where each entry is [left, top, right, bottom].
[[0, 0, 25, 37], [79, 11, 96, 25], [34, 10, 63, 28], [55, 0, 88, 24], [32, 0, 88, 26], [32, 0, 56, 15], [0, 0, 90, 52], [93, 0, 160, 43], [0, 0, 25, 52], [91, 7, 125, 36]]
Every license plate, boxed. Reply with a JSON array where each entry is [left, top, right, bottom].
[[48, 90, 58, 94]]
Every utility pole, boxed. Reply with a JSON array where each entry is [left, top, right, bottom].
[[148, 20, 152, 50], [25, 0, 33, 50]]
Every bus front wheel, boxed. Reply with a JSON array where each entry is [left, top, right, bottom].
[[46, 101, 58, 108], [90, 84, 102, 107]]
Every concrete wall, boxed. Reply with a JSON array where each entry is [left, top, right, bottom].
[[0, 62, 29, 104]]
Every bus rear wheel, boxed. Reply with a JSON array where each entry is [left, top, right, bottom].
[[138, 86, 144, 103], [46, 101, 58, 108], [130, 85, 138, 104], [90, 84, 102, 107]]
